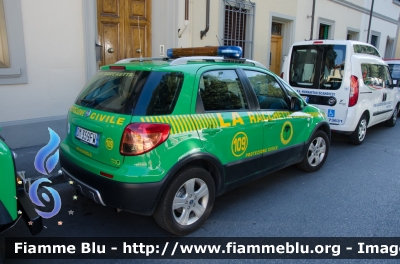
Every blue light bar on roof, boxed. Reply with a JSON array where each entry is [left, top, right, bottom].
[[167, 46, 243, 59]]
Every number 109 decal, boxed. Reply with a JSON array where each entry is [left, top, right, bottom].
[[231, 132, 248, 157]]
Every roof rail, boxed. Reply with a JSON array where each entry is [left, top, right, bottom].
[[115, 56, 267, 69], [116, 57, 169, 64], [169, 56, 267, 69]]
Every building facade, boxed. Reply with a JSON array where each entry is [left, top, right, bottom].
[[1, 0, 399, 148]]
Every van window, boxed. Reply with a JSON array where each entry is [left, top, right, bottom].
[[361, 64, 393, 89], [289, 45, 346, 90], [388, 63, 400, 79], [353, 45, 380, 57]]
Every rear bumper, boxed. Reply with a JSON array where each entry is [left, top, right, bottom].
[[60, 153, 165, 216]]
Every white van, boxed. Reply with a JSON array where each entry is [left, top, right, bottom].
[[281, 40, 400, 145]]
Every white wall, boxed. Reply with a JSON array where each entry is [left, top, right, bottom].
[[361, 0, 399, 56], [296, 0, 364, 41], [0, 0, 85, 123], [254, 0, 298, 66]]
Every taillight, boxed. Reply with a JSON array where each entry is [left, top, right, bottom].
[[280, 72, 284, 78], [349, 75, 359, 107], [120, 123, 170, 156]]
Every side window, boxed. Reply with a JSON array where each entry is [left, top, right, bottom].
[[383, 66, 393, 88], [354, 45, 381, 57], [135, 71, 184, 115], [244, 70, 289, 110], [280, 80, 306, 110], [361, 64, 390, 88], [199, 70, 248, 111]]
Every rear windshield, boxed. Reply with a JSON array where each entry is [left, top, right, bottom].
[[289, 44, 346, 90], [388, 63, 400, 79], [75, 70, 184, 115]]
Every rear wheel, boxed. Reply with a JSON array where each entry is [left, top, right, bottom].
[[385, 105, 398, 127], [153, 166, 215, 236], [349, 114, 367, 145], [297, 130, 329, 172]]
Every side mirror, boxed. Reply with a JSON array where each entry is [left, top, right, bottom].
[[290, 96, 302, 111]]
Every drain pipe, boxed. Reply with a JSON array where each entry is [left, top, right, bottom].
[[366, 0, 374, 43], [200, 0, 210, 39], [178, 0, 189, 38], [309, 0, 316, 40]]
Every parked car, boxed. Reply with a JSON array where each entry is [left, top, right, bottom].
[[60, 46, 330, 236], [384, 58, 400, 89], [281, 40, 400, 145], [0, 128, 42, 235]]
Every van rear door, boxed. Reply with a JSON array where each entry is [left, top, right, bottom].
[[286, 43, 348, 126]]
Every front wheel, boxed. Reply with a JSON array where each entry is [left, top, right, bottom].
[[385, 105, 398, 127], [349, 114, 368, 145], [296, 130, 329, 172], [153, 167, 215, 236]]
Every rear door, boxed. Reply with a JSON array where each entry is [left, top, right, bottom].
[[194, 67, 264, 184], [287, 44, 348, 126], [358, 59, 391, 124]]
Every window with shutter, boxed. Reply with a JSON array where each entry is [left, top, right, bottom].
[[222, 0, 255, 58]]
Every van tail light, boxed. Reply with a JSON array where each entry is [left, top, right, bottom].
[[120, 123, 170, 156], [349, 75, 359, 107], [280, 72, 284, 78]]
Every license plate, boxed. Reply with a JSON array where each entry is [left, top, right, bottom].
[[75, 127, 99, 147]]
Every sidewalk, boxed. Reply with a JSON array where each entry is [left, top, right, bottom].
[[13, 144, 65, 185]]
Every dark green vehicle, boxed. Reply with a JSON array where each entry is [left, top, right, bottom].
[[60, 46, 330, 236], [0, 129, 42, 235]]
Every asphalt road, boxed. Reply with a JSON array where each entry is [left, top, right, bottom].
[[1, 121, 400, 263]]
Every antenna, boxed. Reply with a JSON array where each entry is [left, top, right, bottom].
[[137, 16, 143, 60], [216, 35, 222, 46]]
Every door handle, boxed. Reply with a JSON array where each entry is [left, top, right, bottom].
[[263, 119, 275, 128], [202, 128, 222, 134], [107, 48, 114, 53], [136, 48, 141, 53]]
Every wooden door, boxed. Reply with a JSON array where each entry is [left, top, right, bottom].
[[97, 0, 152, 66], [270, 35, 282, 75]]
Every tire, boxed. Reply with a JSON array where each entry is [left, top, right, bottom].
[[153, 166, 215, 236], [385, 105, 399, 127], [349, 114, 368, 145], [296, 130, 329, 172]]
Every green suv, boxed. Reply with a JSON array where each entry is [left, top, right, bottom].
[[60, 46, 330, 235]]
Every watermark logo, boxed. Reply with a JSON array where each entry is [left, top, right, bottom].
[[34, 128, 60, 175], [30, 128, 62, 219], [29, 178, 61, 219]]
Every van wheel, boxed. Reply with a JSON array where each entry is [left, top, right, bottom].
[[385, 105, 398, 127], [297, 130, 329, 172], [349, 114, 367, 145], [153, 167, 215, 236]]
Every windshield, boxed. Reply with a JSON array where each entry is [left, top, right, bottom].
[[289, 44, 346, 90]]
